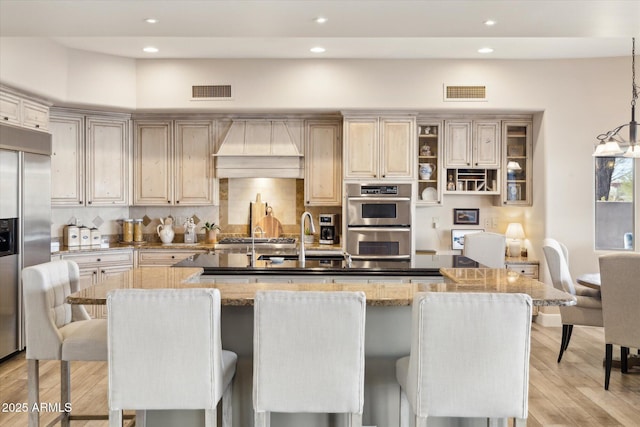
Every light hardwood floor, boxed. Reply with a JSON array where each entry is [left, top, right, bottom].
[[1, 323, 638, 426]]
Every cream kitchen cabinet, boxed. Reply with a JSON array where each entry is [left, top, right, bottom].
[[50, 110, 130, 206], [305, 120, 342, 206], [501, 120, 533, 206], [343, 115, 415, 180], [134, 120, 215, 205], [445, 120, 501, 168], [61, 249, 134, 319], [0, 88, 49, 132]]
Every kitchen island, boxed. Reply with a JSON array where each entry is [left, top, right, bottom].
[[67, 261, 574, 427]]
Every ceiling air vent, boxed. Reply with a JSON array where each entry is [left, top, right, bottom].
[[443, 85, 487, 102], [191, 85, 232, 100]]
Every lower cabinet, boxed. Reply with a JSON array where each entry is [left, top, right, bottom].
[[506, 258, 540, 315], [61, 249, 134, 319]]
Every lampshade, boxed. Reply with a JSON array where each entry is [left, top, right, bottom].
[[624, 142, 640, 158], [505, 223, 525, 240]]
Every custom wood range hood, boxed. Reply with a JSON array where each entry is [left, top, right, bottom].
[[214, 119, 303, 178]]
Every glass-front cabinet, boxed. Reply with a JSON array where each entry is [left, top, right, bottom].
[[416, 121, 442, 204], [502, 121, 532, 205]]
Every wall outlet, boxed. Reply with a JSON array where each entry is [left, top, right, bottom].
[[432, 217, 440, 228], [484, 218, 491, 229]]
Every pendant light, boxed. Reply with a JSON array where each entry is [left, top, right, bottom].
[[593, 38, 639, 158]]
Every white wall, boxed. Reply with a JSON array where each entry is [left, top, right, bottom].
[[1, 37, 636, 281]]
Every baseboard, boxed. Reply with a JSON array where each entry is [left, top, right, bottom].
[[534, 312, 562, 327]]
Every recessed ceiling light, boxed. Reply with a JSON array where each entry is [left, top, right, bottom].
[[143, 46, 159, 53], [478, 47, 494, 54], [145, 18, 158, 24], [310, 46, 326, 53], [315, 17, 328, 24], [484, 20, 496, 26]]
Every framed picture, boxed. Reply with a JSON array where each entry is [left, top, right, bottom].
[[453, 208, 479, 225], [451, 228, 485, 250]]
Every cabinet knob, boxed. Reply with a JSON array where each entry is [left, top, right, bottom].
[[171, 255, 175, 259], [88, 201, 92, 205], [167, 200, 171, 204], [176, 200, 180, 204], [382, 174, 386, 178], [35, 124, 40, 128], [3, 117, 8, 120], [79, 201, 82, 204], [101, 270, 106, 274], [96, 258, 101, 262]]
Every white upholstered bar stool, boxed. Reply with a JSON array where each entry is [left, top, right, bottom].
[[22, 260, 109, 427], [396, 292, 533, 427], [463, 232, 506, 268], [598, 253, 640, 390], [543, 238, 603, 363], [107, 288, 237, 427], [253, 290, 367, 427]]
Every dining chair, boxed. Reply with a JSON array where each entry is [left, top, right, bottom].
[[107, 288, 237, 427], [598, 252, 640, 390], [395, 292, 533, 427], [22, 260, 110, 427], [463, 231, 506, 268], [253, 290, 367, 427], [542, 238, 603, 362]]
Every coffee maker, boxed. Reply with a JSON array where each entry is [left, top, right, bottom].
[[319, 214, 339, 245]]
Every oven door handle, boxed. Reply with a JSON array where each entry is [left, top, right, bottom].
[[346, 197, 411, 202], [347, 226, 411, 232], [351, 255, 412, 260]]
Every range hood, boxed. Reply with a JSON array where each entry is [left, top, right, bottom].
[[214, 120, 303, 178]]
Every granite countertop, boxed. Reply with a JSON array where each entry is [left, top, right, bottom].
[[66, 265, 576, 308]]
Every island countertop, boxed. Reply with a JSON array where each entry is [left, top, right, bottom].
[[66, 266, 576, 307]]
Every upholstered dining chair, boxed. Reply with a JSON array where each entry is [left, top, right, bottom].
[[542, 238, 603, 362], [463, 231, 506, 268], [253, 290, 367, 427], [598, 252, 640, 390], [22, 260, 109, 427], [107, 288, 237, 427], [395, 292, 533, 427]]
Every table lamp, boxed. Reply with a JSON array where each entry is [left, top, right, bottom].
[[505, 222, 525, 257]]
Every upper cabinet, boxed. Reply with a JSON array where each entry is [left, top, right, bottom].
[[416, 121, 443, 205], [343, 114, 415, 180], [305, 120, 342, 206], [50, 110, 130, 206], [445, 120, 500, 168], [501, 121, 532, 206], [0, 88, 49, 132], [134, 119, 215, 206]]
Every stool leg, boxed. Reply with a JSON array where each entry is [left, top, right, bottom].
[[621, 347, 629, 373], [254, 411, 270, 427], [222, 381, 232, 427], [61, 360, 71, 427], [399, 388, 410, 427], [348, 413, 362, 427], [27, 359, 39, 427], [109, 409, 122, 427], [605, 343, 613, 390], [204, 409, 216, 427]]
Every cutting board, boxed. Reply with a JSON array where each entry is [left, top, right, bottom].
[[251, 193, 266, 229], [258, 207, 283, 238]]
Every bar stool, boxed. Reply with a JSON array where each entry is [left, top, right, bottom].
[[463, 232, 506, 268], [253, 290, 366, 427], [22, 260, 111, 427], [396, 292, 532, 427], [107, 288, 237, 427]]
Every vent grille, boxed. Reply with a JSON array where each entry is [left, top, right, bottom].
[[192, 85, 232, 99], [444, 85, 487, 101]]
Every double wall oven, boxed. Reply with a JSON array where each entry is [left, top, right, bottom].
[[345, 183, 412, 261]]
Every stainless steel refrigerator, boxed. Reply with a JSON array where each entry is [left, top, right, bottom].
[[0, 124, 51, 359]]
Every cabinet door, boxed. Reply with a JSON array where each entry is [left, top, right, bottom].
[[344, 119, 378, 179], [86, 117, 129, 206], [96, 265, 133, 318], [305, 121, 342, 205], [445, 121, 472, 167], [77, 267, 100, 318], [134, 121, 173, 205], [0, 91, 21, 126], [174, 121, 214, 205], [21, 100, 49, 132], [50, 114, 85, 206], [473, 121, 500, 167], [381, 118, 414, 179], [502, 121, 532, 206]]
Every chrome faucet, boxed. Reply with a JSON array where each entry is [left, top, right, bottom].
[[299, 211, 316, 266], [251, 225, 265, 266]]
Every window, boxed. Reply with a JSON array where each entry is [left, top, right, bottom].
[[594, 157, 634, 250]]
